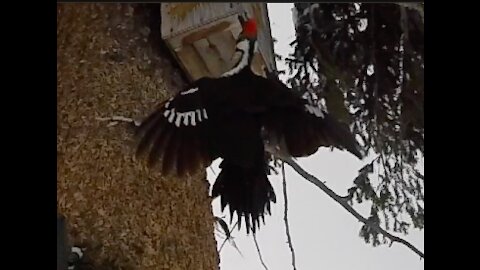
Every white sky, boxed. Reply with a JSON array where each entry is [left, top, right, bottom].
[[208, 3, 424, 270]]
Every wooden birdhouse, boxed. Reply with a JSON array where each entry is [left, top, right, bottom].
[[161, 3, 277, 82]]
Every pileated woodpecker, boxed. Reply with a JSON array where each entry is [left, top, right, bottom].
[[135, 16, 363, 233]]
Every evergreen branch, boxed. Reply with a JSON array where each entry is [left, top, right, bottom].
[[280, 156, 424, 259]]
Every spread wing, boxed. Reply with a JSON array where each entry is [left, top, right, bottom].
[[135, 78, 228, 176], [253, 75, 364, 159]]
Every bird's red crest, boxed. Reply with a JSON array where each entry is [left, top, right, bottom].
[[242, 18, 257, 38]]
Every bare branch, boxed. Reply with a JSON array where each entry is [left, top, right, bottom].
[[253, 234, 269, 270], [280, 156, 424, 259], [96, 115, 141, 127], [218, 221, 239, 253], [282, 163, 298, 270]]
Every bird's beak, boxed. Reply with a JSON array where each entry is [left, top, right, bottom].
[[238, 31, 246, 41], [238, 14, 247, 26]]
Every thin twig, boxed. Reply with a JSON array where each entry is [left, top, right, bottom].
[[95, 115, 141, 126], [209, 166, 217, 177], [281, 157, 424, 259], [218, 220, 239, 253], [253, 234, 269, 270], [282, 162, 298, 270]]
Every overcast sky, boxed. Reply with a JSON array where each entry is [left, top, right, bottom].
[[207, 3, 424, 270]]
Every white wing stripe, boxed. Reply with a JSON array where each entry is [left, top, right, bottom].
[[168, 108, 176, 123], [180, 87, 199, 95]]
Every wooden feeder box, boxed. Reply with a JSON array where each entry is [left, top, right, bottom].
[[161, 3, 277, 82]]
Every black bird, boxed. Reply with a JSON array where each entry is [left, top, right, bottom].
[[135, 16, 363, 233]]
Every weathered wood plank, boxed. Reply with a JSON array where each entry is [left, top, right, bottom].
[[176, 44, 209, 81], [167, 14, 239, 51], [192, 38, 224, 77], [161, 3, 241, 39], [207, 31, 236, 64]]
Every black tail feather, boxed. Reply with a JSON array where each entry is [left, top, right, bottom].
[[212, 160, 276, 234]]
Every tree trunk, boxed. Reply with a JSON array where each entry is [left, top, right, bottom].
[[57, 3, 219, 269]]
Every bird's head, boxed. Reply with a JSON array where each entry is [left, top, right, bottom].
[[234, 13, 258, 58], [222, 13, 258, 77], [238, 14, 258, 41]]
